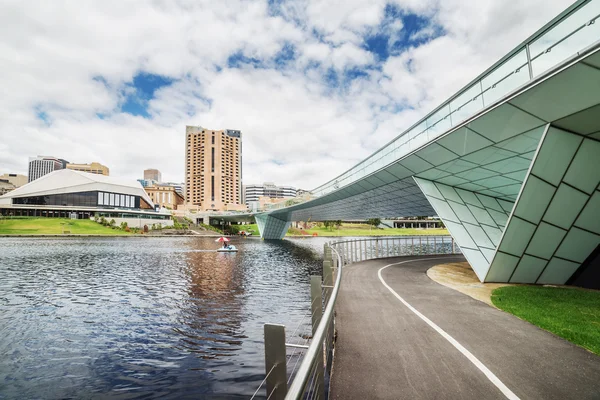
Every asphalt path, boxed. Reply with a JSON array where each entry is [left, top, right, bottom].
[[330, 255, 600, 400]]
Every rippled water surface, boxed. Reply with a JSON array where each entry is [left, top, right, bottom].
[[0, 236, 331, 399]]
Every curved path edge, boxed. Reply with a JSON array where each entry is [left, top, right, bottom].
[[330, 256, 600, 400]]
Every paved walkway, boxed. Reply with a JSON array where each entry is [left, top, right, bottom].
[[330, 256, 600, 400]]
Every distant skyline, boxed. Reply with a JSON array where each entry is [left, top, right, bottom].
[[0, 0, 572, 189]]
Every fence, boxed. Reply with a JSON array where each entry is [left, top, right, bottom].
[[333, 235, 460, 266], [254, 236, 460, 399]]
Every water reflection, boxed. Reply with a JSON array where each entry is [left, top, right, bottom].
[[175, 250, 246, 360], [0, 236, 327, 399]]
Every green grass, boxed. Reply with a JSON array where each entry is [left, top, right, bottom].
[[0, 218, 131, 235], [491, 286, 600, 355], [241, 223, 448, 237]]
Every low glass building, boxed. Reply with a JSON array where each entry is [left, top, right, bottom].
[[0, 169, 171, 223]]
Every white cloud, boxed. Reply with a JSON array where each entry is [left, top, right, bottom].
[[0, 0, 575, 192]]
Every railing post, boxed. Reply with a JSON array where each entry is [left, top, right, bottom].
[[434, 236, 437, 254], [323, 260, 333, 303], [310, 276, 325, 400], [452, 237, 455, 254], [264, 324, 288, 400], [311, 275, 323, 332], [375, 238, 379, 258], [525, 44, 534, 79]]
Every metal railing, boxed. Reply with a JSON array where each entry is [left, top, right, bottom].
[[254, 235, 461, 399], [254, 244, 340, 400], [333, 235, 461, 265]]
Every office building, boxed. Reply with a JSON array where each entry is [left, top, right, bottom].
[[144, 169, 162, 182], [244, 182, 297, 206], [185, 126, 242, 211], [158, 182, 185, 197], [66, 162, 109, 176], [0, 180, 16, 195], [0, 173, 27, 188], [145, 185, 185, 210], [28, 156, 68, 182], [137, 179, 157, 188]]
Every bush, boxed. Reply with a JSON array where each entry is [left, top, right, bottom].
[[120, 222, 128, 230], [143, 225, 149, 233], [226, 225, 241, 235], [199, 223, 223, 234], [109, 219, 116, 227]]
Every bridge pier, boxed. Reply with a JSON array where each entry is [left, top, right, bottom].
[[256, 213, 291, 240]]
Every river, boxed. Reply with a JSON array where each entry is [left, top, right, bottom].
[[0, 236, 334, 399]]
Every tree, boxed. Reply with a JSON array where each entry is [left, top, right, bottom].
[[323, 221, 334, 231], [367, 218, 381, 230], [335, 220, 342, 230]]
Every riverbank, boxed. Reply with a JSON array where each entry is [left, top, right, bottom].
[[0, 218, 130, 235], [244, 223, 448, 237]]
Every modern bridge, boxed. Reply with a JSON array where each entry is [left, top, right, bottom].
[[255, 0, 600, 287]]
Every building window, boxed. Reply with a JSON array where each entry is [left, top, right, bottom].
[[211, 176, 215, 201], [211, 147, 215, 172]]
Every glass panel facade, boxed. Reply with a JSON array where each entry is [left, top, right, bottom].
[[13, 191, 144, 210], [13, 191, 98, 207]]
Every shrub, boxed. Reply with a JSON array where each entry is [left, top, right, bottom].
[[143, 225, 149, 233], [120, 222, 128, 230], [109, 219, 116, 227]]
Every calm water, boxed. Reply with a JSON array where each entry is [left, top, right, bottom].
[[0, 236, 332, 399]]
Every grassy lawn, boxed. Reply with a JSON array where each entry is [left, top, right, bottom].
[[0, 218, 130, 235], [241, 223, 448, 237], [491, 286, 600, 355]]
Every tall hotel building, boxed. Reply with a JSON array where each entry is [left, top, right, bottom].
[[185, 126, 242, 211]]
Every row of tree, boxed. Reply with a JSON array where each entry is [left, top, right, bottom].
[[319, 218, 382, 231]]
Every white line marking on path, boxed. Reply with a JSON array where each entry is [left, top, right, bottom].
[[377, 257, 520, 400]]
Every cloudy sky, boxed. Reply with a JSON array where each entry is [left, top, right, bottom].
[[0, 0, 572, 190]]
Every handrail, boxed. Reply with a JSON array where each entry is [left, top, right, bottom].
[[285, 246, 343, 399]]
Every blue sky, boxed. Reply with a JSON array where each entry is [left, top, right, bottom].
[[0, 0, 572, 188]]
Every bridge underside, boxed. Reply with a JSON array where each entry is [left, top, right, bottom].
[[258, 46, 600, 287]]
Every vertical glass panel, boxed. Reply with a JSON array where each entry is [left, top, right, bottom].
[[481, 48, 529, 106], [449, 82, 484, 126], [427, 104, 452, 139], [109, 193, 115, 206], [104, 193, 109, 205], [530, 1, 600, 77], [98, 192, 103, 205], [121, 194, 126, 206], [409, 122, 428, 151]]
